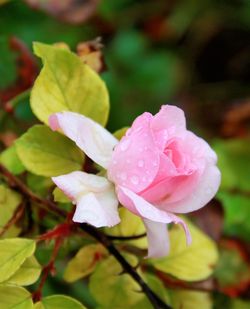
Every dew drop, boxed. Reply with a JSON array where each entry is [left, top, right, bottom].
[[138, 160, 144, 167], [120, 139, 130, 151], [120, 172, 127, 181], [205, 187, 213, 196], [130, 175, 139, 185]]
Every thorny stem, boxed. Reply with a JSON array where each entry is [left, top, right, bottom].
[[0, 164, 170, 309]]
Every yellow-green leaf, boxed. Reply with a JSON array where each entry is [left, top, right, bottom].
[[34, 295, 87, 309], [105, 208, 147, 249], [170, 290, 212, 309], [0, 145, 25, 175], [53, 187, 70, 203], [150, 221, 219, 281], [0, 285, 33, 309], [15, 125, 84, 177], [0, 238, 36, 283], [5, 255, 41, 286], [89, 254, 142, 308], [64, 244, 107, 283], [31, 42, 109, 126], [113, 127, 129, 140], [0, 185, 21, 236]]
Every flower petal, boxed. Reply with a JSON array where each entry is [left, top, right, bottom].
[[52, 171, 110, 200], [151, 105, 186, 149], [73, 191, 120, 227], [108, 113, 160, 193], [143, 219, 170, 258], [118, 186, 192, 252], [52, 171, 120, 227], [49, 111, 118, 168], [158, 165, 221, 213]]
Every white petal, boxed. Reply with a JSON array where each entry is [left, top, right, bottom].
[[52, 171, 111, 200], [49, 111, 118, 168], [143, 219, 170, 258], [73, 191, 120, 227]]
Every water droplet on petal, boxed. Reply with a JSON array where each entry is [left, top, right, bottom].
[[130, 175, 139, 185], [205, 187, 213, 196], [153, 161, 158, 166], [142, 177, 147, 182], [120, 139, 130, 151], [138, 160, 144, 167], [120, 172, 127, 181]]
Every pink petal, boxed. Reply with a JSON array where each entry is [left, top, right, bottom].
[[158, 165, 221, 213], [118, 186, 192, 251], [143, 219, 170, 258], [151, 105, 186, 149], [108, 113, 160, 193], [49, 112, 118, 168]]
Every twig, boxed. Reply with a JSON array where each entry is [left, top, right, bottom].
[[0, 163, 170, 309], [0, 164, 66, 217], [33, 237, 63, 302], [0, 201, 25, 237], [107, 233, 146, 241], [82, 224, 170, 309]]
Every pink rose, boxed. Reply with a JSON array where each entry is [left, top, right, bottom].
[[49, 105, 221, 258]]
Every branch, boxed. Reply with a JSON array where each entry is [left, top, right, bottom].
[[0, 163, 170, 309], [0, 164, 66, 217], [82, 224, 170, 309], [107, 233, 146, 241]]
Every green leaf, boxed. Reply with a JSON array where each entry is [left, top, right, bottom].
[[0, 238, 36, 283], [231, 299, 250, 309], [27, 173, 53, 197], [214, 244, 250, 290], [34, 295, 87, 309], [0, 285, 33, 309], [213, 138, 250, 191], [113, 127, 129, 140], [104, 208, 147, 249], [64, 244, 107, 283], [0, 145, 25, 175], [217, 192, 250, 241], [130, 274, 170, 309], [53, 187, 70, 203], [170, 290, 212, 309], [5, 255, 41, 286], [0, 185, 22, 236], [31, 42, 109, 126], [15, 125, 84, 177], [89, 254, 143, 308], [150, 221, 219, 281]]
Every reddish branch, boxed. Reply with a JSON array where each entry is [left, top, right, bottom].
[[33, 237, 63, 302], [0, 163, 170, 309], [0, 201, 25, 237]]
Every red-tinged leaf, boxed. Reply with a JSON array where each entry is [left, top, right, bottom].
[[214, 239, 250, 297]]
